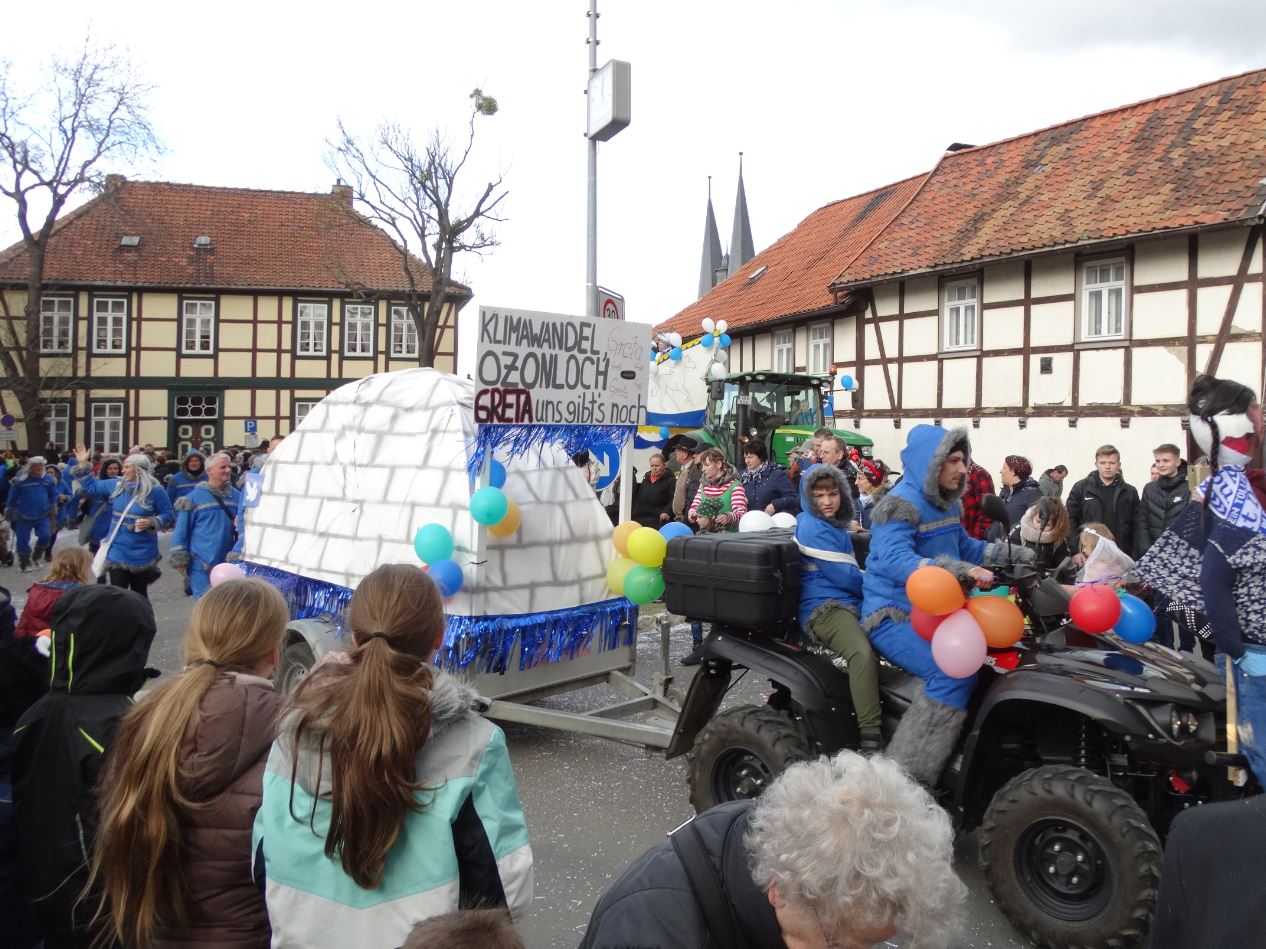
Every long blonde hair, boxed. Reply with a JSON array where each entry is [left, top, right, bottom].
[[287, 563, 446, 889], [46, 546, 92, 584], [90, 579, 288, 947]]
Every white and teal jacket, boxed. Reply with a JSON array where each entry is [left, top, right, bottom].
[[253, 666, 534, 948]]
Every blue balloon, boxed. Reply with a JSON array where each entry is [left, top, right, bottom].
[[1114, 593, 1156, 643], [470, 486, 509, 525], [659, 426, 670, 439], [700, 334, 714, 348], [841, 374, 855, 390], [719, 333, 731, 347], [489, 459, 507, 489], [670, 347, 683, 361], [659, 521, 693, 541], [413, 524, 454, 564], [428, 559, 464, 597]]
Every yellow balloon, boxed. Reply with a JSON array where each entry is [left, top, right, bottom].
[[606, 556, 637, 595], [612, 520, 640, 557], [488, 498, 521, 537], [627, 526, 668, 568]]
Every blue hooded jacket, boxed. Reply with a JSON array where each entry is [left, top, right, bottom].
[[170, 483, 241, 571], [796, 464, 863, 629], [77, 470, 174, 569], [5, 466, 57, 522], [166, 453, 208, 506], [861, 425, 993, 628]]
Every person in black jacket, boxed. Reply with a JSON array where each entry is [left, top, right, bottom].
[[1066, 444, 1141, 560], [11, 585, 156, 948], [1151, 796, 1266, 949], [1133, 443, 1190, 556], [993, 455, 1042, 538], [738, 440, 798, 517], [578, 751, 965, 949], [630, 453, 676, 528]]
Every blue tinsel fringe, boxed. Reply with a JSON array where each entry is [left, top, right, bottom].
[[241, 562, 637, 674], [465, 424, 635, 477]]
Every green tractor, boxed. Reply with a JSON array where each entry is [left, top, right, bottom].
[[670, 371, 872, 466]]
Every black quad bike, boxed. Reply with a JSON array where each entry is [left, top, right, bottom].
[[661, 497, 1255, 949]]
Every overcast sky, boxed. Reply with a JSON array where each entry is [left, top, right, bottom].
[[3, 1, 1265, 372]]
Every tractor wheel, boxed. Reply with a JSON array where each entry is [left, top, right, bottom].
[[276, 638, 316, 697], [686, 705, 810, 812]]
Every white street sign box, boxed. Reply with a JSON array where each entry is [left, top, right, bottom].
[[475, 305, 647, 426], [0, 431, 16, 444]]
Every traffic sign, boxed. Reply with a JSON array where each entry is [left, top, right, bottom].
[[1, 414, 14, 428], [598, 287, 624, 321], [592, 441, 621, 491], [0, 431, 16, 443], [244, 419, 258, 434]]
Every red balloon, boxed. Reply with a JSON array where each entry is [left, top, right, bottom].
[[911, 607, 946, 642], [1069, 585, 1122, 634]]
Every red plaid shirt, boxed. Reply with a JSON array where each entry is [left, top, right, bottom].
[[960, 463, 995, 540]]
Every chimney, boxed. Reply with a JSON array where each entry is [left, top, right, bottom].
[[331, 180, 353, 207], [104, 174, 125, 191]]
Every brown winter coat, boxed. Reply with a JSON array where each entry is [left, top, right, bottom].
[[151, 672, 282, 948]]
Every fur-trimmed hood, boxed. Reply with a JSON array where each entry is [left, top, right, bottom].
[[798, 463, 855, 527], [900, 424, 972, 512]]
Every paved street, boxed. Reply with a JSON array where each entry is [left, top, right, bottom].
[[11, 532, 1029, 948]]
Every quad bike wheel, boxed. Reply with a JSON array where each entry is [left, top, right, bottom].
[[276, 639, 316, 697], [686, 705, 810, 812], [979, 766, 1161, 949]]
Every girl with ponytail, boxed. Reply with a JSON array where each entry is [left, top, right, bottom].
[[255, 564, 533, 948], [90, 578, 288, 947]]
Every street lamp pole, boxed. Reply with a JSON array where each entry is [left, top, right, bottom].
[[585, 0, 599, 319]]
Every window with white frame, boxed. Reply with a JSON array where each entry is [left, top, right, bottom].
[[941, 279, 979, 352], [181, 299, 216, 354], [390, 305, 419, 358], [808, 323, 832, 375], [294, 399, 322, 428], [1080, 259, 1128, 340], [90, 402, 125, 454], [773, 329, 793, 373], [42, 402, 70, 451], [40, 296, 73, 354], [296, 302, 328, 356], [92, 297, 127, 354], [343, 303, 375, 356]]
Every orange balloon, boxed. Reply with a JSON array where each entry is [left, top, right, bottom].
[[905, 566, 965, 617], [613, 520, 640, 556], [488, 499, 521, 537], [965, 595, 1025, 649]]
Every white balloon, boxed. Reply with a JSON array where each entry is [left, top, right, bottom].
[[771, 511, 798, 529], [713, 348, 728, 364], [666, 332, 682, 348], [701, 317, 716, 333], [716, 320, 729, 333], [739, 510, 775, 533], [707, 363, 727, 381]]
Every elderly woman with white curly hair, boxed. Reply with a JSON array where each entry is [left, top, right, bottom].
[[579, 751, 966, 949], [73, 443, 174, 599]]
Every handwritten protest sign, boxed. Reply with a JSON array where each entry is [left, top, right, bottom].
[[475, 305, 648, 426]]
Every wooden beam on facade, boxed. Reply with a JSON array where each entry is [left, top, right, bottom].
[[1204, 224, 1262, 377], [868, 296, 897, 409]]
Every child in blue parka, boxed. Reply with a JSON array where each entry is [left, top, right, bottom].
[[4, 458, 57, 572], [796, 464, 882, 750]]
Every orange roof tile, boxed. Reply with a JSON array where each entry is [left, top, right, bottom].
[[833, 67, 1266, 287], [656, 174, 927, 336], [0, 178, 460, 295]]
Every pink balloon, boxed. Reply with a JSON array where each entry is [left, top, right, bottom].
[[930, 609, 988, 679], [209, 562, 247, 587]]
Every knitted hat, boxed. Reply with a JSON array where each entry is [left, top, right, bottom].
[[1004, 455, 1032, 481], [859, 459, 887, 487]]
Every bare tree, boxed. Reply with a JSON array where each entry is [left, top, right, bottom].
[[0, 39, 157, 449], [327, 89, 506, 368]]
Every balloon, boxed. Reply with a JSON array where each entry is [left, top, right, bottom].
[[719, 333, 732, 347], [624, 565, 665, 605], [428, 559, 464, 598], [1069, 585, 1122, 634], [841, 374, 855, 390], [413, 524, 454, 563], [713, 348, 728, 364], [612, 520, 640, 556], [649, 360, 659, 375], [209, 562, 246, 587], [659, 521, 693, 541], [716, 320, 728, 333], [700, 333, 714, 348], [966, 595, 1026, 649], [659, 426, 670, 439], [488, 459, 507, 489], [470, 486, 509, 526], [931, 610, 988, 678], [1114, 592, 1156, 643], [771, 511, 798, 529], [708, 363, 727, 381], [739, 510, 775, 532], [488, 499, 521, 537], [911, 607, 947, 642], [905, 566, 965, 616], [605, 556, 637, 595], [666, 332, 682, 348], [628, 527, 668, 568], [670, 347, 683, 361], [701, 317, 716, 333]]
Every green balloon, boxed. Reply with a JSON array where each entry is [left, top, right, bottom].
[[623, 565, 665, 605]]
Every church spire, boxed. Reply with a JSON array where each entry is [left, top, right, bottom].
[[698, 176, 724, 299], [727, 152, 755, 277]]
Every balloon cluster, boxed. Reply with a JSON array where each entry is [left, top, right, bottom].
[[1069, 586, 1155, 643], [413, 524, 464, 597], [906, 566, 1025, 678], [701, 318, 732, 381], [472, 460, 521, 538], [607, 520, 673, 605], [736, 510, 797, 532]]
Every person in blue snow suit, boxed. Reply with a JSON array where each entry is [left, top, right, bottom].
[[165, 451, 208, 507], [44, 465, 75, 560], [4, 457, 57, 572], [72, 446, 174, 600], [82, 457, 123, 555], [861, 424, 1032, 785], [169, 452, 241, 599], [795, 464, 882, 751]]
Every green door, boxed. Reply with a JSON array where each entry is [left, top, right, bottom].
[[169, 391, 224, 455]]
